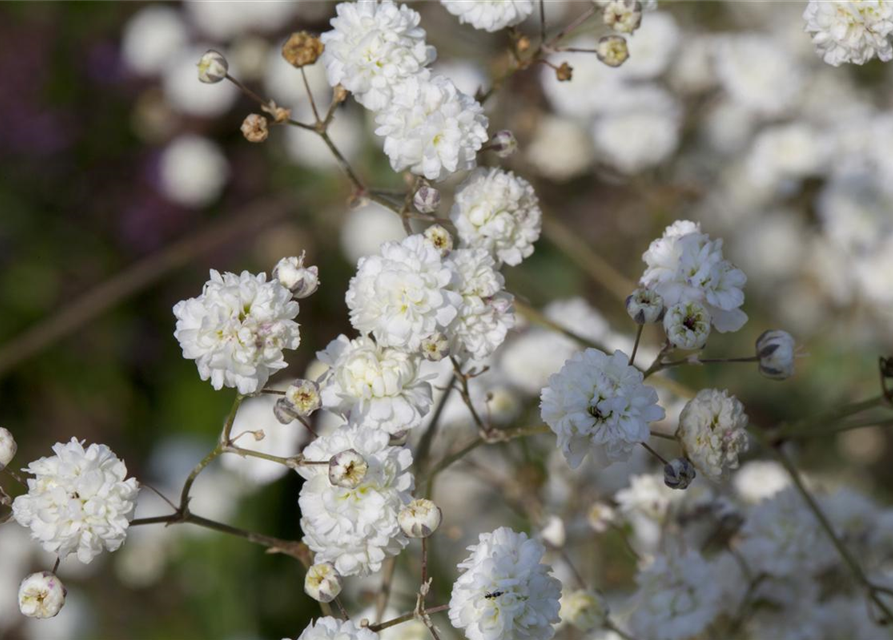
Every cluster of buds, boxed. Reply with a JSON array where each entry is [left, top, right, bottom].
[[328, 449, 368, 489], [240, 114, 269, 143], [282, 31, 325, 68], [664, 457, 697, 490], [421, 332, 450, 362], [488, 130, 518, 158], [414, 184, 441, 214], [398, 499, 442, 538], [601, 0, 643, 34], [304, 562, 342, 603], [562, 589, 609, 632], [596, 35, 630, 68], [664, 301, 711, 350], [273, 253, 319, 299], [0, 427, 16, 470], [18, 572, 66, 619], [274, 379, 321, 425], [755, 330, 795, 380], [423, 224, 453, 257], [626, 288, 664, 325], [197, 50, 228, 84]]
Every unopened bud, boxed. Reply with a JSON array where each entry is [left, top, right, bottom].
[[18, 572, 66, 619], [596, 35, 630, 67], [556, 62, 573, 82], [602, 0, 643, 34], [0, 427, 16, 470], [414, 185, 441, 214], [563, 590, 609, 632], [273, 252, 320, 299], [274, 397, 298, 425], [421, 332, 450, 361], [389, 430, 409, 447], [281, 31, 325, 68], [626, 288, 664, 324], [286, 379, 322, 415], [423, 224, 452, 256], [664, 301, 711, 350], [241, 114, 269, 143], [755, 330, 795, 380], [333, 85, 349, 104], [489, 130, 517, 158], [253, 429, 266, 442], [304, 562, 342, 603], [328, 449, 368, 488], [587, 501, 616, 533], [398, 499, 443, 538], [197, 49, 228, 84], [664, 457, 697, 490]]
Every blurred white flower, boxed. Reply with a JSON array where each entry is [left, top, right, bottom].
[[676, 389, 749, 480], [732, 460, 790, 504], [622, 11, 680, 79], [295, 616, 380, 640], [158, 134, 229, 208], [440, 0, 535, 32], [340, 201, 406, 264], [526, 116, 594, 182], [121, 6, 188, 76], [592, 107, 680, 174], [0, 427, 16, 470], [804, 0, 893, 66], [714, 34, 801, 117], [561, 589, 608, 632], [185, 0, 300, 41]]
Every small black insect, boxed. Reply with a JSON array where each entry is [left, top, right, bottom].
[[484, 591, 504, 599]]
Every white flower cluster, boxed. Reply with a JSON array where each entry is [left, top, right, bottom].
[[173, 270, 301, 394], [449, 527, 561, 640], [640, 220, 747, 339], [540, 348, 665, 468], [440, 0, 535, 33], [295, 617, 380, 640], [297, 425, 413, 576], [804, 0, 893, 67], [676, 389, 749, 480], [321, 0, 488, 181], [12, 438, 140, 564]]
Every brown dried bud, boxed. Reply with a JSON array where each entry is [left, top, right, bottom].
[[282, 31, 325, 68], [262, 100, 291, 124], [333, 85, 349, 104], [516, 35, 532, 53], [556, 62, 573, 82], [241, 114, 269, 143]]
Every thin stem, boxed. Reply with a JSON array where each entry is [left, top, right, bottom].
[[52, 557, 61, 574], [370, 605, 450, 632], [545, 5, 596, 49], [2, 467, 27, 487], [450, 356, 488, 435], [539, 0, 546, 43], [225, 74, 269, 109], [629, 324, 644, 367], [641, 441, 669, 466], [605, 620, 639, 640], [318, 129, 365, 194], [415, 384, 457, 479], [649, 430, 677, 441], [777, 416, 893, 440], [300, 67, 321, 123], [375, 557, 398, 624]]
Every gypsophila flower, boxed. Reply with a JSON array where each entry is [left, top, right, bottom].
[[273, 253, 320, 299], [641, 220, 747, 333], [318, 334, 433, 434], [756, 330, 796, 380], [449, 527, 561, 640], [304, 563, 343, 603], [488, 130, 518, 158], [424, 223, 453, 256], [603, 0, 643, 34], [676, 389, 748, 480], [12, 438, 140, 564], [440, 0, 534, 32], [804, 0, 893, 67], [398, 498, 442, 538], [328, 449, 369, 489], [375, 74, 489, 181], [320, 0, 435, 111], [0, 426, 16, 470], [448, 248, 516, 361], [629, 548, 723, 640], [597, 35, 630, 67], [626, 288, 664, 324], [587, 501, 617, 532], [663, 301, 711, 350], [664, 457, 697, 490], [561, 590, 608, 632], [241, 114, 269, 143], [173, 270, 301, 394], [296, 617, 380, 640], [197, 49, 228, 83], [450, 167, 542, 267], [18, 572, 66, 619], [540, 348, 665, 468], [275, 379, 322, 424], [298, 425, 413, 576], [421, 332, 450, 361], [346, 234, 462, 352]]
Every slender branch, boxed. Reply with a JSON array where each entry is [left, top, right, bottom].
[[416, 384, 457, 479], [641, 441, 669, 466], [374, 556, 398, 624], [629, 324, 644, 367], [369, 604, 450, 632], [450, 356, 489, 435], [300, 66, 322, 123]]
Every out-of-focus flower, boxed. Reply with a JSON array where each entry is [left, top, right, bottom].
[[755, 330, 796, 380], [526, 116, 595, 182], [18, 573, 66, 619], [676, 389, 748, 480], [587, 501, 617, 532], [449, 527, 561, 640], [663, 301, 711, 350], [163, 47, 238, 117], [295, 617, 379, 640], [540, 348, 665, 468], [273, 253, 320, 299], [714, 35, 801, 117], [804, 0, 893, 66], [13, 439, 140, 564], [121, 6, 188, 77], [440, 0, 535, 32], [592, 108, 680, 174], [398, 499, 442, 538], [561, 589, 608, 632], [602, 0, 643, 33], [158, 135, 229, 208], [0, 427, 16, 470], [304, 563, 343, 603], [488, 130, 518, 158]]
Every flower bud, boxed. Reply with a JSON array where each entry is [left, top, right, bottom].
[[18, 572, 66, 619], [273, 397, 298, 425], [602, 0, 642, 34], [556, 62, 573, 82], [273, 252, 320, 299], [328, 449, 368, 488], [414, 184, 441, 214], [304, 562, 342, 603], [423, 224, 452, 256], [561, 589, 609, 632], [664, 457, 697, 490], [398, 499, 442, 538], [587, 501, 616, 533], [389, 430, 409, 447], [282, 31, 325, 68], [0, 427, 17, 470], [664, 301, 711, 350], [755, 330, 795, 380], [596, 35, 630, 67], [197, 49, 228, 84], [240, 114, 269, 143], [540, 515, 566, 548], [626, 288, 664, 324], [489, 130, 518, 158], [421, 332, 450, 361], [286, 379, 322, 416]]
